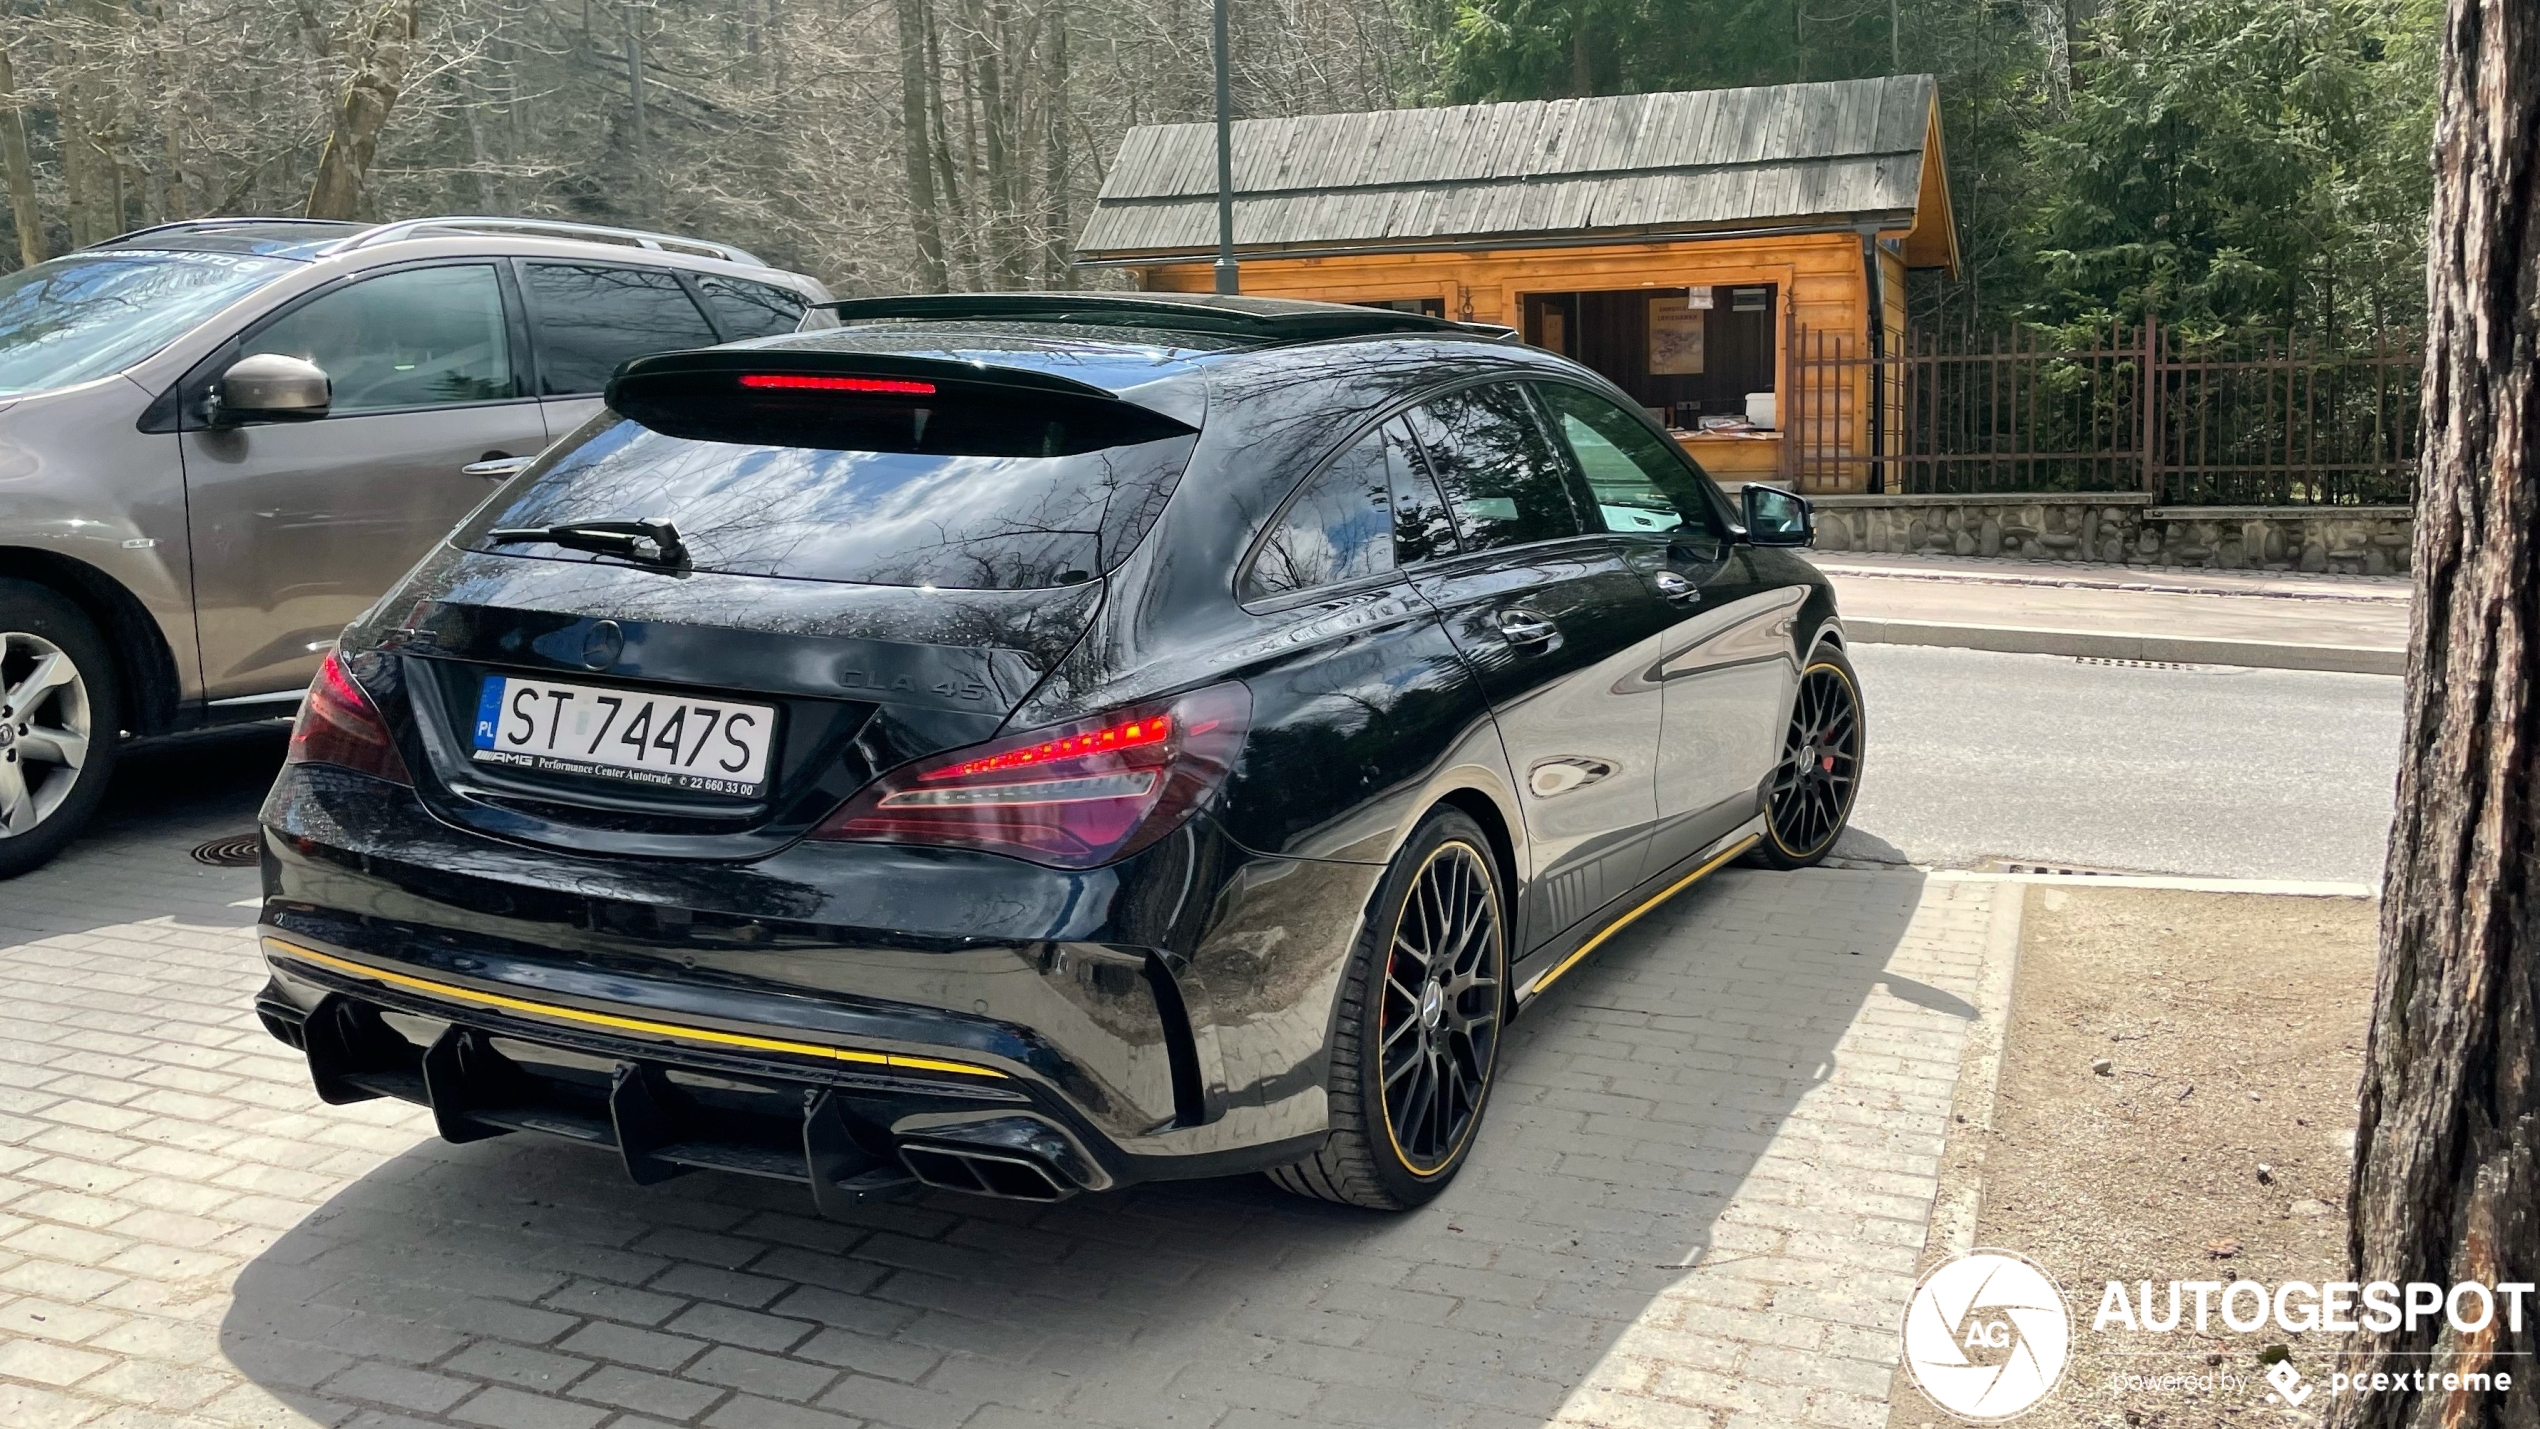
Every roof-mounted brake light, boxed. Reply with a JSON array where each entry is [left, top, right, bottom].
[[737, 374, 937, 395]]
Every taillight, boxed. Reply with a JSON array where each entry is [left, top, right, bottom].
[[811, 683, 1249, 868], [284, 652, 413, 786]]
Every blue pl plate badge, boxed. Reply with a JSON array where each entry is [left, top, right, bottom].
[[473, 678, 505, 750]]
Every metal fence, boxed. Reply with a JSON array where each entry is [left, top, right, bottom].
[[1784, 318, 2423, 505]]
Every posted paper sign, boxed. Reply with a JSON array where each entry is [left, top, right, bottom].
[[1648, 295, 1707, 374]]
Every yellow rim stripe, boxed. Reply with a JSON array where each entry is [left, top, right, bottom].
[[1521, 834, 1760, 1001], [263, 938, 1005, 1079]]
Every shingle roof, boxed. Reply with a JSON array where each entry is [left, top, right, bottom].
[[1077, 75, 1943, 263]]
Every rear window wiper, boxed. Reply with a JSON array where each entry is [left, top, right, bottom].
[[485, 517, 688, 567]]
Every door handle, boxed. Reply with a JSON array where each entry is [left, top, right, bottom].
[[1495, 608, 1558, 647], [1653, 571, 1702, 603], [462, 456, 534, 479]]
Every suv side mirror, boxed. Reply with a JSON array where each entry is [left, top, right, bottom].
[[1740, 483, 1814, 547], [215, 354, 332, 425]]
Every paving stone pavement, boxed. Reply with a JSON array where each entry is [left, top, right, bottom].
[[0, 728, 2006, 1429]]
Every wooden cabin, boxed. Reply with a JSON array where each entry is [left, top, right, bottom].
[[1075, 75, 1959, 491]]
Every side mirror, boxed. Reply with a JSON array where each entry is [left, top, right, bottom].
[[215, 354, 331, 425], [1740, 483, 1814, 547]]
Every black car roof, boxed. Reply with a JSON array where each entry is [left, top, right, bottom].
[[816, 291, 1519, 346], [729, 299, 1541, 427]]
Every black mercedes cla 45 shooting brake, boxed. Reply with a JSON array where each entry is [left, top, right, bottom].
[[253, 294, 1863, 1212]]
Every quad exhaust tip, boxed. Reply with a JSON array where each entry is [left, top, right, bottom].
[[899, 1143, 1074, 1201]]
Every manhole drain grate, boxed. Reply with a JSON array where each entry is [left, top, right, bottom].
[[190, 834, 262, 868], [1976, 857, 2161, 877], [2074, 656, 2239, 673]]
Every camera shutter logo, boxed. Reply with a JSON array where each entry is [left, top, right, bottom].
[[1903, 1249, 2073, 1420]]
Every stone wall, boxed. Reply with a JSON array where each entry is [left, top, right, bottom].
[[1803, 492, 2415, 575]]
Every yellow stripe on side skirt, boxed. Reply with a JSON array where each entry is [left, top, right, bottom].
[[1520, 834, 1760, 1001], [263, 938, 1006, 1079]]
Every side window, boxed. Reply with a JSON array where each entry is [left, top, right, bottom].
[[1401, 382, 1584, 552], [244, 265, 513, 414], [523, 263, 720, 396], [1384, 419, 1459, 566], [1243, 423, 1399, 600], [696, 275, 810, 340], [1535, 382, 1729, 546]]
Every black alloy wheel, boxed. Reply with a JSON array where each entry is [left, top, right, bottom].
[[1269, 809, 1507, 1208], [1756, 650, 1864, 869], [1377, 838, 1503, 1172]]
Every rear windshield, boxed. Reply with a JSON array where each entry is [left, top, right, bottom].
[[464, 415, 1193, 590]]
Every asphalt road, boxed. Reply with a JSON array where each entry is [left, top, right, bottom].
[[1837, 643, 2402, 884]]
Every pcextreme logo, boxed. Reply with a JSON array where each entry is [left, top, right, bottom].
[[1902, 1249, 2075, 1421]]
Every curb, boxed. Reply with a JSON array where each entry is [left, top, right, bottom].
[[1811, 559, 2410, 605], [1843, 617, 2406, 676]]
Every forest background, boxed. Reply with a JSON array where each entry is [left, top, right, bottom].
[[0, 0, 2441, 343]]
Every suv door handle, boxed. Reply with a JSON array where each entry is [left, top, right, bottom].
[[1496, 608, 1558, 647], [462, 456, 533, 479]]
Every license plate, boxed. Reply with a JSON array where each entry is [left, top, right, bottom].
[[470, 676, 777, 796]]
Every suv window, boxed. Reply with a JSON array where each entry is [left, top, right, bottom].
[[524, 263, 719, 395], [245, 265, 514, 413], [1244, 422, 1403, 601], [1535, 382, 1729, 543], [696, 275, 809, 340], [1401, 382, 1585, 553]]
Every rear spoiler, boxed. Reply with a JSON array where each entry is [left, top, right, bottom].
[[605, 349, 1199, 456], [813, 292, 1521, 346]]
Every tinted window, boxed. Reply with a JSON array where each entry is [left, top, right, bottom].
[[1535, 382, 1728, 541], [467, 416, 1193, 590], [246, 265, 513, 413], [1401, 383, 1583, 552], [1384, 420, 1460, 565], [1244, 424, 1400, 600], [525, 264, 719, 395], [697, 275, 809, 340]]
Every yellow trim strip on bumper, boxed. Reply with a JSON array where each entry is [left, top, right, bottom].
[[1520, 834, 1760, 1001], [262, 937, 1007, 1079]]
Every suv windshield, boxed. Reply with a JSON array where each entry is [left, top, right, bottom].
[[466, 415, 1195, 590], [0, 250, 297, 396]]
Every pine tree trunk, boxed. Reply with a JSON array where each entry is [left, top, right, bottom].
[[2331, 0, 2540, 1425], [896, 0, 948, 291], [306, 1, 418, 221], [0, 45, 41, 268]]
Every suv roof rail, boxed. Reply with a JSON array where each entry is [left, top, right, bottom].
[[332, 216, 765, 266], [815, 292, 1519, 345], [91, 217, 362, 248]]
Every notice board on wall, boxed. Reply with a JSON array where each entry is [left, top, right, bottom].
[[1647, 296, 1707, 375]]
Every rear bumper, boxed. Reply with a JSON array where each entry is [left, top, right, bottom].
[[256, 763, 1381, 1206], [257, 931, 1114, 1203]]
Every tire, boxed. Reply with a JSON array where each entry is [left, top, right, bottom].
[[1748, 644, 1865, 871], [0, 580, 122, 880], [1268, 808, 1508, 1210]]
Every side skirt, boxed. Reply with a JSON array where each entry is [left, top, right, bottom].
[[1511, 820, 1765, 1006]]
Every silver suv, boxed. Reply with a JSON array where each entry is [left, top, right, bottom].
[[0, 216, 835, 875]]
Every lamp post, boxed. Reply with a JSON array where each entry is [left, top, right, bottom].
[[1212, 0, 1239, 295]]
